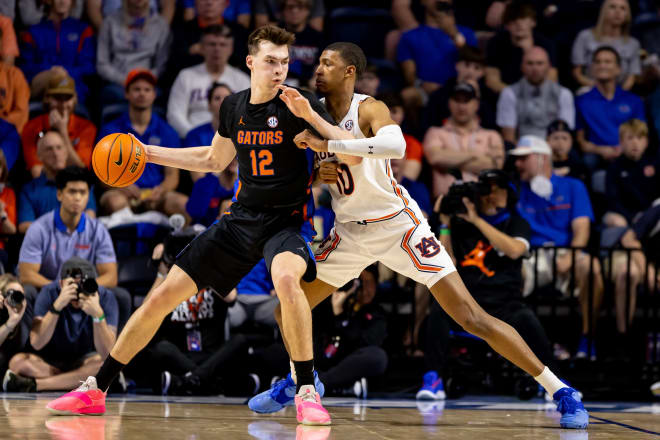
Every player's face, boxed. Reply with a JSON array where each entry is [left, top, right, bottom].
[[57, 181, 90, 217], [315, 50, 349, 93], [247, 41, 289, 89], [125, 79, 156, 110]]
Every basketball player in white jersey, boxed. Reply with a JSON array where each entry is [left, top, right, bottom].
[[252, 43, 588, 430]]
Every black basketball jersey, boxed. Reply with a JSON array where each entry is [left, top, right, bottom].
[[218, 88, 335, 210]]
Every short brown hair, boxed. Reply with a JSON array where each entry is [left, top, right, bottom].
[[503, 1, 537, 24], [619, 119, 648, 139], [247, 25, 295, 55]]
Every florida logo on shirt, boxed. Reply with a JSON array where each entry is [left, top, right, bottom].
[[344, 120, 354, 131], [267, 116, 278, 128], [619, 105, 631, 114]]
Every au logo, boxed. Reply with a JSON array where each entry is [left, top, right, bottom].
[[267, 116, 278, 128]]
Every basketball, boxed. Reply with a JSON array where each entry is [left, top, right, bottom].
[[92, 133, 146, 187]]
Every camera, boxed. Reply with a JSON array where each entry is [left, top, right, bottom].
[[64, 267, 98, 296], [4, 289, 24, 309], [440, 181, 490, 215]]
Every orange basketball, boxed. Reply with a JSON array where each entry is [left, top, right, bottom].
[[92, 133, 146, 187]]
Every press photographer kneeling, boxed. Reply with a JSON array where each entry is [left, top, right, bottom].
[[421, 170, 556, 399], [0, 275, 30, 378]]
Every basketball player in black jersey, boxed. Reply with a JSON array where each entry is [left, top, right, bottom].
[[46, 26, 359, 426]]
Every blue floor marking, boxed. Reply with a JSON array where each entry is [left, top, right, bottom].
[[590, 415, 660, 436]]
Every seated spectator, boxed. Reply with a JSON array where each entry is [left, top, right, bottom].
[[0, 275, 31, 379], [420, 169, 555, 400], [604, 119, 660, 227], [0, 15, 19, 65], [18, 135, 96, 233], [423, 83, 505, 198], [17, 166, 130, 331], [356, 65, 380, 97], [378, 92, 424, 181], [0, 26, 29, 133], [167, 25, 249, 138], [255, 0, 324, 32], [497, 47, 574, 144], [511, 136, 604, 360], [3, 258, 117, 392], [572, 0, 639, 91], [19, 0, 95, 104], [97, 0, 171, 104], [0, 118, 20, 171], [389, 157, 431, 217], [576, 47, 646, 171], [184, 82, 232, 148], [18, 0, 84, 27], [21, 72, 96, 179], [424, 46, 498, 132], [546, 120, 588, 182], [280, 0, 325, 87], [98, 70, 186, 216], [398, 0, 477, 100], [228, 259, 278, 329], [485, 1, 557, 93], [86, 0, 177, 30]]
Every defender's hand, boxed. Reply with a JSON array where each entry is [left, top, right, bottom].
[[277, 85, 313, 121], [294, 129, 328, 152]]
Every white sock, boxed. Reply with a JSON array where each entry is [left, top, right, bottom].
[[534, 366, 566, 397], [290, 360, 297, 384]]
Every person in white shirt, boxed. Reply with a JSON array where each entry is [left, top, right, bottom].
[[166, 25, 250, 138]]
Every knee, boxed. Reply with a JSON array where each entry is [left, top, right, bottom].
[[272, 273, 302, 304], [142, 287, 179, 318], [8, 353, 28, 373], [367, 347, 388, 375], [100, 191, 128, 214], [83, 355, 103, 372]]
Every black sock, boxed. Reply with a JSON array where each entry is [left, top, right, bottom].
[[293, 359, 315, 393], [96, 355, 126, 392]]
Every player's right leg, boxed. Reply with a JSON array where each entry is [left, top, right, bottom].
[[46, 266, 199, 415]]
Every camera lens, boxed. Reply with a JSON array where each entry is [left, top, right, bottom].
[[80, 277, 98, 295], [5, 289, 25, 308]]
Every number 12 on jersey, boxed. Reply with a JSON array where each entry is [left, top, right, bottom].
[[250, 149, 274, 176]]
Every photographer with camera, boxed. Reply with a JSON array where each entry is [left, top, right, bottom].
[[418, 169, 556, 401], [3, 257, 118, 392], [0, 275, 31, 378]]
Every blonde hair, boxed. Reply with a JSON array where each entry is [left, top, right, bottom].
[[593, 0, 631, 42], [0, 274, 19, 296], [619, 119, 648, 139]]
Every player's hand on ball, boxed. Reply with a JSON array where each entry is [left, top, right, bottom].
[[277, 85, 313, 120], [294, 129, 328, 152], [319, 162, 339, 184]]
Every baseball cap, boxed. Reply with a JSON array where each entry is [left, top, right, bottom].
[[60, 257, 97, 280], [46, 72, 76, 96], [546, 119, 572, 137], [509, 135, 552, 156], [450, 82, 477, 101], [125, 69, 157, 90]]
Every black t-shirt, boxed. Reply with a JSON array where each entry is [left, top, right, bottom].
[[606, 153, 660, 223], [286, 25, 325, 83], [218, 88, 335, 209], [633, 205, 660, 265], [486, 30, 557, 86], [554, 148, 589, 183], [451, 212, 531, 307]]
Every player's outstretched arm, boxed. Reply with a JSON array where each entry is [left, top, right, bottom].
[[140, 132, 237, 173]]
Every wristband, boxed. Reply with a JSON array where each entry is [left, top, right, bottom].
[[93, 314, 105, 323], [156, 272, 166, 279], [439, 224, 449, 230], [49, 304, 61, 315], [440, 229, 451, 236]]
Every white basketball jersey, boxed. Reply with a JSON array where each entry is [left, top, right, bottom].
[[317, 93, 414, 223]]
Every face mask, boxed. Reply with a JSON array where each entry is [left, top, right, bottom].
[[530, 175, 553, 199]]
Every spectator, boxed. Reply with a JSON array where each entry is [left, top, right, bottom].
[[0, 15, 19, 65], [420, 170, 555, 401], [511, 135, 604, 360], [86, 0, 177, 30], [255, 0, 324, 32], [19, 0, 95, 104], [314, 266, 388, 396], [355, 65, 380, 97], [576, 47, 646, 171], [398, 0, 477, 99], [0, 118, 19, 172], [184, 82, 232, 148], [572, 0, 640, 91], [17, 166, 130, 331], [221, 0, 252, 28], [424, 46, 498, 132], [604, 119, 660, 227], [278, 0, 324, 87], [98, 69, 186, 216], [0, 275, 31, 379], [497, 46, 574, 144], [546, 120, 588, 182], [423, 82, 505, 198], [485, 1, 557, 93], [228, 259, 278, 329], [638, 0, 660, 58], [3, 258, 117, 392], [18, 134, 97, 234], [18, 0, 84, 27], [0, 26, 29, 133], [167, 25, 249, 138], [21, 72, 96, 179], [378, 92, 424, 181], [0, 149, 17, 265], [97, 0, 172, 103], [389, 156, 431, 217]]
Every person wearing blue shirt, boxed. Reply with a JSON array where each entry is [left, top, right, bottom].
[[0, 118, 19, 171], [397, 0, 477, 92], [576, 46, 646, 171], [98, 69, 187, 216], [511, 136, 604, 361], [228, 259, 278, 329]]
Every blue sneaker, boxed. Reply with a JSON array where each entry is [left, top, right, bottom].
[[575, 336, 597, 361], [553, 387, 589, 429], [416, 371, 446, 400], [248, 372, 325, 414]]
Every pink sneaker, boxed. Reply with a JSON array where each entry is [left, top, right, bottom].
[[46, 377, 106, 416], [294, 385, 331, 426]]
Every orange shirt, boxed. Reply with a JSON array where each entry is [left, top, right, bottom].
[[0, 63, 29, 133], [404, 133, 423, 163], [0, 185, 16, 250], [21, 114, 97, 170], [0, 16, 19, 59]]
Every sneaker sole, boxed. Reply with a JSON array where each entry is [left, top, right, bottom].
[[46, 406, 106, 416], [416, 390, 437, 400], [299, 417, 332, 426]]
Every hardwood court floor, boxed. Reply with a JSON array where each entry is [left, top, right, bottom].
[[2, 394, 659, 439]]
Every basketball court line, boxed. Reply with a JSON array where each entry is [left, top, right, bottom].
[[589, 415, 660, 436]]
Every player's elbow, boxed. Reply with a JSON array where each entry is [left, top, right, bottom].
[[393, 140, 406, 159]]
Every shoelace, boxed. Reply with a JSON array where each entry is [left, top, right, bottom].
[[299, 390, 317, 403], [75, 379, 96, 392]]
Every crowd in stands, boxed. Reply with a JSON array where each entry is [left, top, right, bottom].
[[0, 0, 659, 401]]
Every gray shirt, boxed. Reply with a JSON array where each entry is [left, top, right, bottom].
[[571, 28, 641, 83]]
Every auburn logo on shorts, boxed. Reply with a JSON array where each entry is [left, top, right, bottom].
[[415, 236, 440, 258]]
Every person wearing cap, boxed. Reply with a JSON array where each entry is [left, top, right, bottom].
[[280, 0, 325, 87], [0, 26, 29, 133], [98, 69, 185, 216], [497, 46, 574, 144], [546, 119, 588, 182], [3, 257, 118, 392], [511, 135, 604, 361], [423, 81, 505, 198], [21, 72, 96, 179], [167, 25, 249, 138]]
